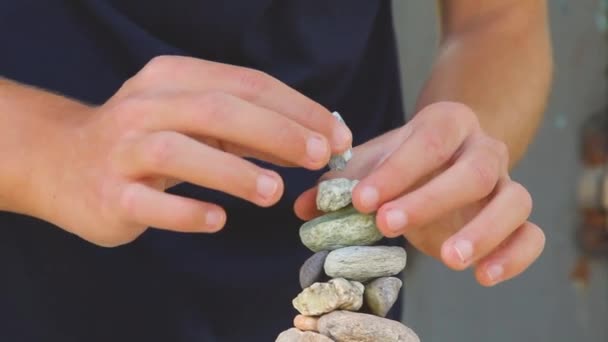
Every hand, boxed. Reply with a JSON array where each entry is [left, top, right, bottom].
[[295, 102, 545, 286], [33, 56, 352, 247]]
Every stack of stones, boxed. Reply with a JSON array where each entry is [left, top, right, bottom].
[[275, 178, 420, 342]]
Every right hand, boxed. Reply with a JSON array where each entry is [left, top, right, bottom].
[[33, 56, 352, 247]]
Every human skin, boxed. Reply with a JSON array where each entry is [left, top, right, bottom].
[[295, 0, 553, 287], [0, 0, 551, 287], [0, 58, 352, 247]]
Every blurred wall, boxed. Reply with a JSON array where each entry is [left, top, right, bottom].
[[392, 1, 608, 341]]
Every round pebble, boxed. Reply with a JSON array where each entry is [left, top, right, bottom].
[[299, 206, 382, 252], [324, 246, 407, 282], [299, 251, 329, 289], [294, 315, 319, 332]]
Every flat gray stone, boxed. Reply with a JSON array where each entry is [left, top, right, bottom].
[[276, 328, 334, 342], [328, 111, 352, 171], [300, 251, 330, 289], [364, 277, 403, 317], [299, 206, 382, 252], [318, 311, 420, 342], [292, 278, 364, 316], [324, 246, 407, 282], [316, 178, 358, 212]]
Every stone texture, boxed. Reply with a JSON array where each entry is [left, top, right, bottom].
[[275, 328, 334, 342], [328, 112, 352, 171], [292, 278, 364, 316], [318, 311, 420, 342], [300, 251, 330, 289], [324, 246, 407, 282], [364, 277, 403, 317], [299, 206, 382, 252], [316, 178, 358, 212], [294, 315, 319, 332]]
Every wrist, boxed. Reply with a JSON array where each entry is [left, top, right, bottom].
[[0, 80, 92, 221]]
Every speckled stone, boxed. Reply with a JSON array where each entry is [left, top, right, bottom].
[[324, 246, 407, 282], [300, 251, 330, 289], [364, 277, 403, 317], [275, 328, 334, 342], [316, 178, 358, 212], [292, 278, 364, 316], [328, 111, 352, 171], [299, 206, 382, 252], [318, 311, 420, 342]]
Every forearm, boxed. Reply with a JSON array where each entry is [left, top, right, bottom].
[[416, 1, 553, 166], [0, 78, 87, 216]]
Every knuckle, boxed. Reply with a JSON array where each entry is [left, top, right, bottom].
[[421, 128, 450, 163], [110, 96, 152, 128], [426, 101, 479, 128], [199, 91, 230, 122], [465, 158, 499, 194], [142, 132, 179, 168], [117, 185, 140, 221], [234, 68, 272, 96], [136, 55, 175, 83], [509, 181, 533, 215], [445, 102, 479, 128], [301, 101, 328, 125]]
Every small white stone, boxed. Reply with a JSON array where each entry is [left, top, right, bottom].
[[316, 178, 358, 212], [328, 111, 352, 171]]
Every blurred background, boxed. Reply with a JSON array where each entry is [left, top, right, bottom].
[[392, 1, 608, 341]]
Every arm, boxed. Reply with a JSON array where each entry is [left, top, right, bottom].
[[0, 79, 88, 216], [417, 0, 553, 166], [0, 57, 351, 246], [295, 1, 552, 286]]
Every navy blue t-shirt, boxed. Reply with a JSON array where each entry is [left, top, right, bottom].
[[0, 1, 406, 341]]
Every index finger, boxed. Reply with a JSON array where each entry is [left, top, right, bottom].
[[131, 56, 353, 154]]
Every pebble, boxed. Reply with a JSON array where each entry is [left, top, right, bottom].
[[300, 251, 330, 289], [316, 178, 358, 212], [324, 246, 407, 282], [294, 315, 319, 332], [299, 206, 382, 252], [364, 277, 403, 317], [275, 328, 334, 342], [328, 111, 352, 171], [318, 311, 420, 342], [292, 278, 364, 316]]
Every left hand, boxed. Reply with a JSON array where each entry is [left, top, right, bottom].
[[294, 102, 545, 286]]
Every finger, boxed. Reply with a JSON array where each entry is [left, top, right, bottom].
[[294, 187, 321, 221], [118, 182, 226, 233], [130, 92, 332, 170], [376, 135, 506, 235], [474, 222, 545, 286], [294, 129, 406, 220], [130, 56, 352, 153], [440, 179, 533, 270], [353, 102, 479, 213], [119, 131, 284, 207]]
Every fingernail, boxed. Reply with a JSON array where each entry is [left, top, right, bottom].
[[257, 174, 279, 200], [359, 186, 379, 209], [485, 264, 504, 283], [451, 239, 473, 264], [385, 209, 408, 233], [333, 124, 352, 149], [306, 135, 328, 163], [205, 210, 224, 228]]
